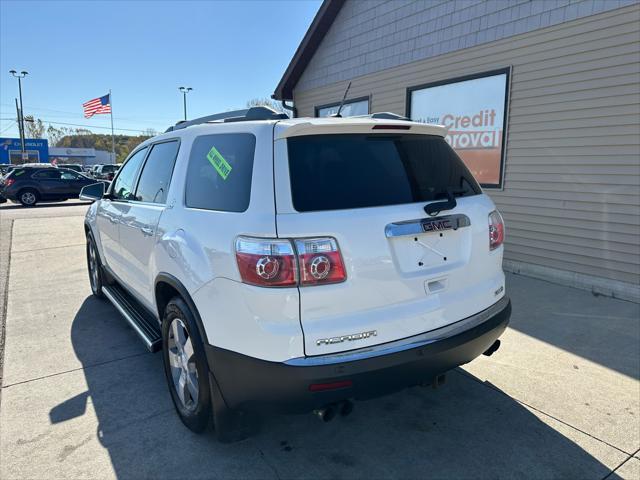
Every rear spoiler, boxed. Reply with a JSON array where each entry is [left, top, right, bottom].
[[276, 119, 447, 139]]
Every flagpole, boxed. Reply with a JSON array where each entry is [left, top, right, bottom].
[[109, 89, 115, 163]]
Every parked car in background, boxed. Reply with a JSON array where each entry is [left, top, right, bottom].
[[0, 165, 14, 177], [58, 164, 84, 173], [89, 164, 103, 178], [93, 164, 119, 181], [82, 107, 510, 441], [0, 166, 106, 206]]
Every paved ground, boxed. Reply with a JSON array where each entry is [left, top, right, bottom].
[[0, 201, 638, 479]]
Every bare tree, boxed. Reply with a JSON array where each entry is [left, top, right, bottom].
[[24, 116, 45, 138], [246, 98, 288, 116]]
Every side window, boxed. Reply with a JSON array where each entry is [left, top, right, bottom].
[[185, 133, 256, 212], [60, 170, 81, 180], [111, 147, 148, 200], [134, 141, 179, 204], [33, 169, 61, 179]]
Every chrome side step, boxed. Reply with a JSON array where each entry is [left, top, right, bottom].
[[103, 284, 162, 352]]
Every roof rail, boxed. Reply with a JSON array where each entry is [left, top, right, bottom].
[[165, 106, 288, 132]]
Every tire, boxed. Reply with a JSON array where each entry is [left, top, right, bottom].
[[162, 297, 212, 433], [86, 232, 104, 298], [18, 188, 38, 207]]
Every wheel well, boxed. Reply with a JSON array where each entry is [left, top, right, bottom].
[[155, 281, 181, 320]]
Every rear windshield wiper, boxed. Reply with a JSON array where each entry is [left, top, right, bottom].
[[424, 188, 467, 216]]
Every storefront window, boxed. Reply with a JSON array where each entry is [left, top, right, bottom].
[[407, 68, 510, 189], [315, 98, 369, 117]]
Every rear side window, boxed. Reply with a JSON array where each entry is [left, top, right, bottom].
[[135, 141, 179, 204], [185, 133, 256, 212], [287, 134, 481, 212], [33, 169, 61, 179]]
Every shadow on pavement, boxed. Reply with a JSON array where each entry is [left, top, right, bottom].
[[50, 297, 615, 478], [506, 273, 640, 379], [48, 296, 622, 479], [0, 200, 91, 210]]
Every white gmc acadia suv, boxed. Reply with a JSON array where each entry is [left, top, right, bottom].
[[81, 107, 511, 441]]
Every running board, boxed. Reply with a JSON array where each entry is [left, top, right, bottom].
[[102, 284, 162, 352]]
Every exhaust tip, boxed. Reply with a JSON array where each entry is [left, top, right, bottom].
[[483, 339, 501, 357], [313, 406, 336, 423]]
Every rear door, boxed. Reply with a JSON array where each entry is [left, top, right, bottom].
[[117, 139, 179, 306], [31, 169, 63, 198], [275, 128, 506, 356]]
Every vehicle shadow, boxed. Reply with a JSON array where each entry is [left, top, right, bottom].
[[0, 200, 91, 210], [52, 296, 621, 479], [506, 272, 640, 379]]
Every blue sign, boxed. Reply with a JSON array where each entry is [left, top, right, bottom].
[[0, 138, 49, 164]]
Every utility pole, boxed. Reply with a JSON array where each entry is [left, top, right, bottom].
[[14, 99, 25, 162], [9, 70, 28, 156], [179, 87, 192, 121]]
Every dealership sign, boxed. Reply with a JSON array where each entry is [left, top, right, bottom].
[[0, 137, 49, 164], [407, 68, 510, 188]]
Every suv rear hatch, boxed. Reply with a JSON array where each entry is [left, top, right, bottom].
[[274, 121, 506, 356]]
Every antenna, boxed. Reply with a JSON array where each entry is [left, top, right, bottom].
[[333, 81, 352, 118]]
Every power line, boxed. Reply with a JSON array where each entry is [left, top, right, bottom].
[[0, 121, 16, 134], [0, 102, 176, 124], [0, 117, 154, 134]]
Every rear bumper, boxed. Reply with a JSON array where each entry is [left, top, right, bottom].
[[205, 296, 511, 414]]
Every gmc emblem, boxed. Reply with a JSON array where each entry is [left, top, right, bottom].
[[422, 219, 453, 232]]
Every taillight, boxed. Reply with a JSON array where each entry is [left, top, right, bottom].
[[295, 238, 346, 286], [235, 237, 297, 287], [4, 178, 15, 187], [235, 236, 346, 287], [489, 210, 505, 250]]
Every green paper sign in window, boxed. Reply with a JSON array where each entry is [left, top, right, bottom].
[[207, 145, 232, 180]]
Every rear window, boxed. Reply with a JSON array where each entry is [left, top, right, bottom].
[[185, 133, 256, 212], [287, 134, 481, 212]]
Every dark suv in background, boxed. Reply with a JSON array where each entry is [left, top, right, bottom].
[[93, 164, 119, 181], [0, 167, 104, 206]]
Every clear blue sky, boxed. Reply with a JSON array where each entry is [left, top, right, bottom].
[[0, 0, 321, 138]]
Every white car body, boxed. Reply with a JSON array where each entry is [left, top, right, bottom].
[[84, 110, 510, 433]]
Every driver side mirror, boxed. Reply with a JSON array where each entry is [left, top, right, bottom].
[[80, 182, 106, 202]]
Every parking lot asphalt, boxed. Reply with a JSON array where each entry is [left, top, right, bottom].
[[0, 202, 638, 479]]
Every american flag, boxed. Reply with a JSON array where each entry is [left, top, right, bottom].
[[83, 94, 111, 118]]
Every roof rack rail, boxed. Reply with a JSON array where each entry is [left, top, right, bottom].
[[165, 106, 289, 132]]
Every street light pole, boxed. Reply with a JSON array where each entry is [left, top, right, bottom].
[[179, 87, 192, 121], [9, 70, 28, 155]]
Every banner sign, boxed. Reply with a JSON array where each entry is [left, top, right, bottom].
[[0, 137, 49, 164], [407, 68, 510, 188]]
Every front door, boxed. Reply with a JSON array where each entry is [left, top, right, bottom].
[[100, 146, 149, 276]]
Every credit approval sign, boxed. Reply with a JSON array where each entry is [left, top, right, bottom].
[[408, 68, 510, 188]]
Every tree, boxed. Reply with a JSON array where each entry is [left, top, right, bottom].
[[24, 116, 45, 138], [246, 98, 288, 116]]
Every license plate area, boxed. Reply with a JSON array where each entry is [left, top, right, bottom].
[[386, 214, 471, 274]]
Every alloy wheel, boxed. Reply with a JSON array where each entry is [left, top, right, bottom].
[[21, 191, 36, 205], [167, 317, 199, 411], [88, 241, 99, 291]]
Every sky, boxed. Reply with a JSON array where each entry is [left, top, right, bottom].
[[0, 0, 322, 139]]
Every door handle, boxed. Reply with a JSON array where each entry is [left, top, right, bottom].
[[141, 227, 154, 237]]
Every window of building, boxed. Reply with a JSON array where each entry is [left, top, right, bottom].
[[185, 133, 256, 212], [134, 141, 179, 204], [315, 97, 369, 117], [111, 147, 148, 201]]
